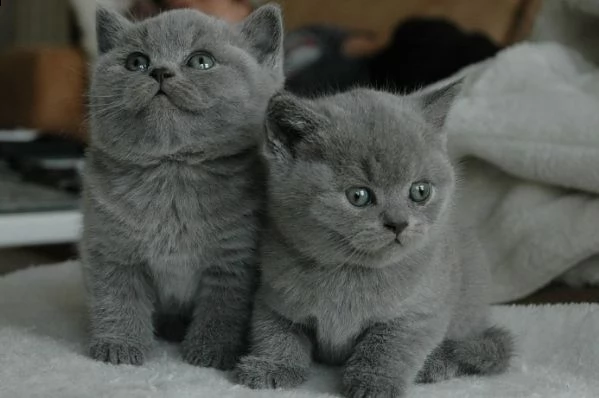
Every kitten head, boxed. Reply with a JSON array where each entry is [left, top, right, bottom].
[[90, 5, 284, 162], [264, 82, 460, 269]]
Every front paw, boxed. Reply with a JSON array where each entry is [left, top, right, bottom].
[[182, 341, 240, 370], [235, 355, 308, 389], [415, 358, 458, 384], [182, 328, 243, 370], [416, 341, 459, 384], [89, 341, 145, 365], [343, 367, 406, 398]]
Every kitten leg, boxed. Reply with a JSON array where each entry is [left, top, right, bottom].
[[416, 326, 514, 383], [86, 261, 155, 365], [182, 265, 256, 370], [415, 339, 460, 383], [343, 314, 447, 398], [235, 301, 312, 390]]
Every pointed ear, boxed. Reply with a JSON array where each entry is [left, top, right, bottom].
[[96, 7, 132, 54], [409, 77, 463, 130], [239, 4, 284, 70], [265, 92, 326, 159]]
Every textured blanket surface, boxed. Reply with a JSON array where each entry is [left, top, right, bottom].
[[1, 262, 598, 398], [447, 42, 599, 302]]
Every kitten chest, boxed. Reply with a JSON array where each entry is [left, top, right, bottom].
[[144, 182, 209, 304], [130, 166, 228, 303], [272, 268, 405, 365]]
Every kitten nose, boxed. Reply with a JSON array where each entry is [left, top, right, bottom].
[[150, 68, 174, 83], [384, 220, 409, 236]]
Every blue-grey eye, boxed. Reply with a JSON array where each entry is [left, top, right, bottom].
[[346, 187, 374, 208], [125, 52, 150, 72], [409, 181, 432, 203], [186, 52, 216, 70]]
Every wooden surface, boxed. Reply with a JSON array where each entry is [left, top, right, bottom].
[[0, 47, 88, 139], [277, 0, 526, 44]]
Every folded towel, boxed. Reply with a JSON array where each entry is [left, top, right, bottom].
[[448, 42, 599, 302]]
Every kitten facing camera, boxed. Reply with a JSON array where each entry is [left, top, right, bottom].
[[235, 84, 514, 397], [80, 5, 284, 369]]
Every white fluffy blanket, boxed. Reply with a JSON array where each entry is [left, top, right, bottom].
[[1, 261, 599, 397], [447, 42, 599, 302]]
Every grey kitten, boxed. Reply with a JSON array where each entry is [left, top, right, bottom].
[[80, 4, 284, 369], [235, 85, 513, 397]]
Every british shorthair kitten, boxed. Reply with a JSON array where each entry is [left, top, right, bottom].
[[236, 85, 513, 397], [80, 5, 284, 369]]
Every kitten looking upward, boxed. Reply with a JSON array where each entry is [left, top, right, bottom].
[[236, 85, 513, 397], [80, 5, 284, 369]]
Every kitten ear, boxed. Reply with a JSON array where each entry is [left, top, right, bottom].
[[265, 92, 326, 158], [96, 7, 132, 54], [239, 4, 284, 70], [409, 77, 463, 131]]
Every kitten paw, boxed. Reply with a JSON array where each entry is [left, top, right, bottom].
[[182, 343, 240, 370], [235, 355, 308, 390], [343, 370, 406, 398], [181, 332, 242, 370], [344, 384, 404, 398], [89, 341, 145, 365], [415, 358, 459, 383], [416, 340, 459, 383]]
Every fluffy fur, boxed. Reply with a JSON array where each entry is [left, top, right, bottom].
[[235, 86, 513, 397], [80, 5, 284, 369]]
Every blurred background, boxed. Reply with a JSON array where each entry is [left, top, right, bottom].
[[6, 0, 591, 303]]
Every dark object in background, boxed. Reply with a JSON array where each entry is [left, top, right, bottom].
[[0, 136, 84, 193], [285, 18, 501, 97], [369, 18, 501, 93], [284, 25, 370, 97]]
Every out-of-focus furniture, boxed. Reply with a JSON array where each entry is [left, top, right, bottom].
[[0, 211, 81, 249], [0, 0, 540, 141], [278, 0, 540, 48], [0, 48, 88, 141]]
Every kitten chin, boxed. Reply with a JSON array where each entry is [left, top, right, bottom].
[[352, 244, 428, 270], [148, 93, 185, 112]]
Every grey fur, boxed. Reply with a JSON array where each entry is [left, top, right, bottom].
[[81, 4, 284, 369], [235, 86, 513, 396]]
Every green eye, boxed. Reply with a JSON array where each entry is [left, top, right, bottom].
[[346, 187, 374, 208], [186, 52, 216, 70], [125, 52, 150, 72], [409, 181, 432, 203]]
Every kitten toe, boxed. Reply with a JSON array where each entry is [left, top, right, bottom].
[[89, 341, 145, 365], [235, 356, 308, 390]]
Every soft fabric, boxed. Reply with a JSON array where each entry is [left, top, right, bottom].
[[447, 42, 599, 303], [1, 261, 598, 397]]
